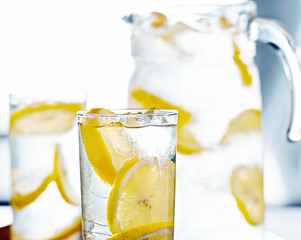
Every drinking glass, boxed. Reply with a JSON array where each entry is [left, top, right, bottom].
[[78, 108, 177, 239], [9, 91, 86, 239], [125, 1, 301, 239]]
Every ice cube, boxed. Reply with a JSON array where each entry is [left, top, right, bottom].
[[118, 111, 149, 127], [145, 107, 168, 124], [84, 108, 117, 127]]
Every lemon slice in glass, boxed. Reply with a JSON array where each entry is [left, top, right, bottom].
[[47, 217, 82, 240], [107, 156, 175, 234], [108, 221, 173, 240], [79, 110, 116, 185], [53, 144, 80, 206], [130, 87, 201, 155], [10, 102, 84, 135], [10, 170, 53, 210], [230, 166, 265, 226], [79, 108, 135, 186], [11, 143, 81, 209], [80, 123, 116, 185]]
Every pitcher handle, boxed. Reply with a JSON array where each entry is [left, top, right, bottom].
[[248, 17, 301, 142]]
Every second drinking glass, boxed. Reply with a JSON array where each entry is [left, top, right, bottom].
[[9, 91, 86, 239]]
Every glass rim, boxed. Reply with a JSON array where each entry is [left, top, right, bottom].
[[9, 89, 87, 105], [77, 109, 178, 118], [127, 0, 257, 16]]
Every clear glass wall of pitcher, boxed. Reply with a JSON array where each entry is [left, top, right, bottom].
[[126, 1, 301, 239]]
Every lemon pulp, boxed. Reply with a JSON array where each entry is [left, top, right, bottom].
[[230, 166, 265, 226], [107, 157, 175, 234], [79, 108, 135, 185], [222, 109, 261, 143], [10, 102, 84, 135]]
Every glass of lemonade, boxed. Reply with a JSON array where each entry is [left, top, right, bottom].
[[78, 108, 177, 240], [9, 91, 86, 240]]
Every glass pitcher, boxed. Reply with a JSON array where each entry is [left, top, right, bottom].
[[125, 1, 301, 239]]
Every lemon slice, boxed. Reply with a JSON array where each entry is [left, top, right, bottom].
[[130, 88, 191, 126], [80, 108, 134, 185], [151, 12, 167, 28], [80, 108, 116, 185], [107, 157, 175, 234], [86, 108, 115, 115], [230, 166, 265, 226], [108, 221, 173, 240], [53, 144, 80, 206], [10, 102, 84, 135], [233, 41, 252, 86], [219, 17, 233, 29], [100, 122, 135, 171], [47, 217, 82, 240], [177, 127, 203, 155], [80, 124, 116, 186], [10, 171, 53, 210], [130, 87, 201, 155], [222, 109, 261, 143], [11, 143, 81, 210]]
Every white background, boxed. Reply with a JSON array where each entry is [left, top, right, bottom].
[[0, 0, 136, 135]]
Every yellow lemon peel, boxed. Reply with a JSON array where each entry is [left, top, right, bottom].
[[47, 217, 82, 240], [53, 144, 80, 206], [107, 221, 173, 240], [230, 166, 265, 226], [151, 12, 167, 28], [10, 174, 53, 210], [107, 157, 175, 234], [222, 109, 261, 144], [11, 144, 80, 210], [233, 42, 252, 86], [10, 102, 84, 135], [130, 88, 201, 155]]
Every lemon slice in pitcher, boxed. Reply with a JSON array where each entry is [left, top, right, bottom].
[[233, 41, 252, 86], [151, 12, 167, 28], [107, 157, 175, 234], [177, 127, 203, 155], [130, 88, 191, 126], [108, 222, 173, 240], [230, 166, 265, 226], [10, 102, 84, 135], [222, 109, 261, 143], [130, 87, 202, 155]]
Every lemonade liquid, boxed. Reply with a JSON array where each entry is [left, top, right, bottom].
[[78, 109, 177, 240]]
